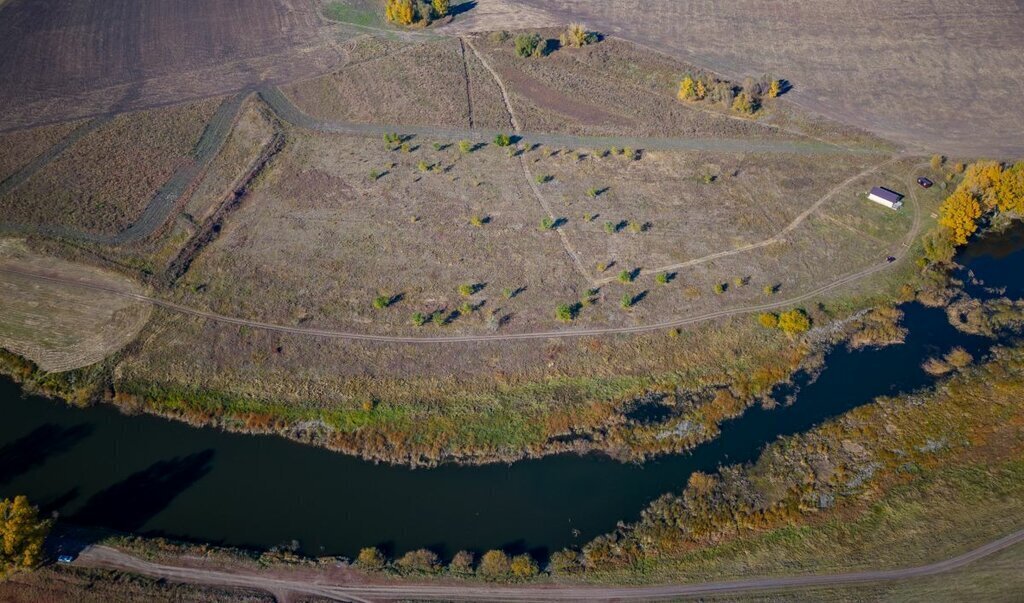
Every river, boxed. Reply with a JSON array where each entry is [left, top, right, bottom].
[[1, 226, 1021, 560]]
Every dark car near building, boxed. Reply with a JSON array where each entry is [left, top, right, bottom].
[[917, 177, 934, 188]]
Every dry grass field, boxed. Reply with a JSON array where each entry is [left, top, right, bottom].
[[491, 0, 1024, 157], [0, 240, 151, 373], [0, 121, 82, 183], [0, 99, 220, 236]]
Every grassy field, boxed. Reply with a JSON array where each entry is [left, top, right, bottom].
[[0, 121, 83, 183], [0, 99, 220, 235], [0, 240, 151, 374]]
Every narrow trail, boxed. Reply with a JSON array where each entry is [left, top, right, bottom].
[[0, 116, 113, 198], [593, 154, 905, 285], [0, 92, 249, 246], [457, 38, 476, 128], [73, 527, 1024, 601], [256, 82, 877, 155], [464, 36, 595, 284]]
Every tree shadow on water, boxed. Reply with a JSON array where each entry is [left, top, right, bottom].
[[0, 423, 93, 485], [72, 449, 216, 533]]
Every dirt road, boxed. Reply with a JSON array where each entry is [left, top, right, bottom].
[[73, 527, 1024, 601]]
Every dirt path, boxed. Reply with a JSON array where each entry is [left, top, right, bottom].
[[594, 154, 905, 285], [73, 527, 1024, 601], [0, 92, 249, 246], [258, 83, 876, 156], [464, 36, 595, 284]]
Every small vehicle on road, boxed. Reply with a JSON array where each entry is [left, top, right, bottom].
[[886, 256, 896, 263], [917, 177, 933, 188], [57, 554, 75, 564]]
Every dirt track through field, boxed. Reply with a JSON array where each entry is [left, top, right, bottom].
[[258, 84, 873, 155], [72, 527, 1024, 602], [0, 92, 248, 245], [0, 116, 112, 198]]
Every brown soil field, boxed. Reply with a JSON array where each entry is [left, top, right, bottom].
[[490, 0, 1024, 157], [0, 0, 345, 130], [0, 240, 151, 373], [0, 99, 220, 236]]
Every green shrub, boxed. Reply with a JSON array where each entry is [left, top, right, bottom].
[[618, 269, 634, 283], [494, 133, 512, 147], [411, 312, 428, 327], [540, 217, 556, 230], [714, 283, 726, 295], [458, 139, 473, 154], [620, 293, 634, 308], [655, 273, 668, 285], [555, 303, 577, 322], [514, 33, 542, 58], [372, 295, 391, 309]]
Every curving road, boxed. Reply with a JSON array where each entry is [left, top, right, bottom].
[[73, 527, 1024, 602]]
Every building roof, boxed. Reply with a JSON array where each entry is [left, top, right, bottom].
[[869, 186, 904, 203]]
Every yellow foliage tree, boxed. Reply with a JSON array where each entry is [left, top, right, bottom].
[[938, 188, 982, 245], [478, 550, 512, 580], [510, 553, 539, 579], [961, 161, 1004, 208], [432, 0, 449, 17], [562, 22, 593, 48], [768, 79, 781, 98], [758, 312, 779, 328], [1, 496, 51, 577], [777, 309, 811, 337], [677, 76, 696, 101], [385, 0, 415, 25], [694, 79, 707, 100], [996, 161, 1024, 213]]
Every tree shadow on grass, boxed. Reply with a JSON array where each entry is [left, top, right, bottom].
[[0, 423, 93, 485], [449, 0, 477, 17], [72, 449, 215, 533]]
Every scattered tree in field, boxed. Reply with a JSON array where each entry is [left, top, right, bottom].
[[778, 309, 811, 336], [431, 0, 449, 17], [432, 311, 446, 326], [385, 0, 415, 25], [596, 262, 609, 272], [587, 187, 600, 198], [490, 30, 510, 44], [396, 548, 441, 574], [677, 76, 697, 101], [510, 553, 540, 579], [372, 295, 392, 309], [515, 33, 542, 58], [449, 550, 475, 575], [469, 215, 487, 227], [540, 217, 556, 230], [417, 160, 431, 173], [583, 212, 595, 222], [411, 312, 428, 327], [938, 188, 982, 245], [555, 303, 577, 322], [714, 283, 726, 295], [655, 272, 669, 285], [758, 312, 779, 328], [561, 23, 597, 48], [458, 283, 477, 297], [733, 276, 747, 288], [618, 269, 634, 283], [494, 133, 512, 147], [478, 550, 512, 580], [0, 496, 51, 577], [356, 546, 387, 570], [931, 154, 945, 171], [731, 91, 758, 114], [763, 284, 776, 296], [459, 301, 474, 316], [535, 174, 552, 184], [768, 79, 782, 98], [620, 293, 634, 308], [383, 132, 402, 148], [502, 287, 516, 300], [458, 139, 473, 154]]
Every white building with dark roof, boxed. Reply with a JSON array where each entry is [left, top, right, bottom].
[[867, 186, 904, 210]]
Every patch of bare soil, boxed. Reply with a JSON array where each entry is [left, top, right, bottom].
[[0, 239, 152, 372], [0, 0, 345, 129], [496, 66, 635, 128]]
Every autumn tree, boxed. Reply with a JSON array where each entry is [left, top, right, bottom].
[[996, 161, 1024, 213], [777, 309, 811, 337], [758, 313, 779, 329], [1, 496, 52, 577], [385, 0, 415, 25], [768, 79, 782, 98], [510, 553, 539, 579], [478, 549, 512, 580], [961, 160, 1004, 208], [731, 91, 758, 114], [938, 188, 982, 245], [561, 23, 596, 48], [448, 550, 475, 575], [432, 0, 449, 17], [396, 548, 441, 574], [515, 33, 542, 58], [547, 549, 582, 574], [677, 76, 696, 101]]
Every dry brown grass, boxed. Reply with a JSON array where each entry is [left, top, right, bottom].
[[0, 121, 83, 182], [0, 99, 220, 235], [0, 240, 151, 372]]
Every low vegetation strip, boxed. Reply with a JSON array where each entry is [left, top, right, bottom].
[[258, 84, 874, 155], [0, 116, 112, 198]]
